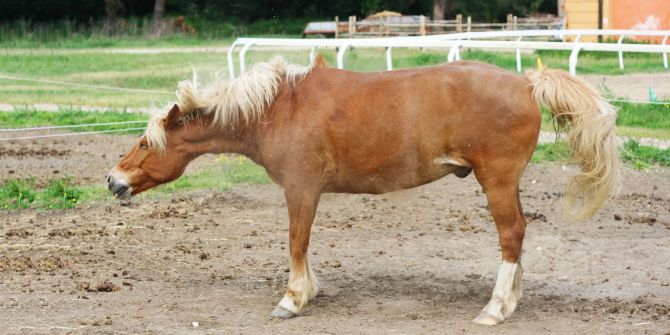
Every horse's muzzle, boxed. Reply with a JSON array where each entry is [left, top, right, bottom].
[[106, 174, 132, 202]]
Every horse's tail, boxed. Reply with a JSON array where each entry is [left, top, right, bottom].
[[526, 68, 622, 221]]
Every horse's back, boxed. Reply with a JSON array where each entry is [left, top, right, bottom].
[[267, 61, 541, 193]]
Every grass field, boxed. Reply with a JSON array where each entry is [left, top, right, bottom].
[[1, 47, 668, 139], [1, 47, 668, 108]]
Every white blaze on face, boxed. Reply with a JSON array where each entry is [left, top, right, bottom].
[[109, 167, 130, 186]]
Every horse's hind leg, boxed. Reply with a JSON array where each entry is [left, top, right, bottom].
[[472, 164, 527, 325], [271, 188, 321, 319]]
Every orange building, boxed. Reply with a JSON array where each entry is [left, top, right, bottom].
[[561, 0, 670, 41]]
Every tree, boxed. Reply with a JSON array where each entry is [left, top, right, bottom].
[[105, 0, 124, 35], [153, 0, 166, 36], [433, 0, 446, 20]]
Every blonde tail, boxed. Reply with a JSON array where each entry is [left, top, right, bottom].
[[526, 68, 622, 221]]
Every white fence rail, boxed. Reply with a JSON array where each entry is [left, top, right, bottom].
[[227, 29, 670, 78]]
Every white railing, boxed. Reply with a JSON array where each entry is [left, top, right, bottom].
[[227, 29, 670, 78]]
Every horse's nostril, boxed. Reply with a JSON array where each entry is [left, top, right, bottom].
[[116, 185, 129, 195], [106, 176, 111, 183]]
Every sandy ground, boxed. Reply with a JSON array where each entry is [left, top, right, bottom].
[[583, 72, 670, 101], [1, 134, 669, 334], [0, 133, 207, 186]]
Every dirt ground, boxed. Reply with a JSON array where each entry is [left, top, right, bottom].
[[1, 134, 670, 335], [583, 73, 670, 101]]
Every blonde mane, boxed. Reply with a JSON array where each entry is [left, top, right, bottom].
[[145, 56, 316, 151]]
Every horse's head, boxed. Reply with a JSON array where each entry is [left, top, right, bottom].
[[106, 104, 201, 202]]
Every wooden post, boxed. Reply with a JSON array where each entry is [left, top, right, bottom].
[[352, 15, 357, 35], [386, 15, 390, 36], [467, 16, 472, 32], [513, 16, 518, 30], [335, 16, 339, 38], [456, 14, 463, 33], [420, 15, 426, 36], [507, 14, 513, 30], [348, 16, 353, 37]]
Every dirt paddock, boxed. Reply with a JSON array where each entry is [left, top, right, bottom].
[[1, 134, 669, 334]]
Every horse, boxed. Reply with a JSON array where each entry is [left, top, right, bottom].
[[107, 56, 621, 325]]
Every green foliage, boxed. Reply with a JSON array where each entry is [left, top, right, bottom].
[[613, 100, 670, 130], [621, 140, 670, 169], [532, 142, 572, 163], [40, 178, 82, 208], [0, 109, 148, 131], [0, 179, 36, 209], [151, 155, 270, 194], [0, 0, 558, 43], [0, 157, 269, 209], [452, 0, 548, 22], [219, 155, 270, 184], [0, 177, 83, 209], [533, 140, 669, 169]]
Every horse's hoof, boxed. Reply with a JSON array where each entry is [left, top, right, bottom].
[[472, 311, 503, 326], [271, 306, 296, 319]]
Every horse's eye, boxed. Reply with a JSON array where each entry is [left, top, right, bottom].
[[139, 143, 149, 150]]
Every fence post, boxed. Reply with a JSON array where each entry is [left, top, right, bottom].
[[456, 14, 463, 33], [515, 36, 523, 72], [617, 34, 626, 70], [569, 43, 583, 76], [467, 16, 472, 33], [507, 14, 513, 30], [513, 16, 518, 30], [334, 16, 339, 38], [420, 15, 426, 36], [227, 40, 239, 80], [239, 42, 254, 74], [386, 47, 393, 71], [386, 15, 391, 36], [663, 35, 669, 69], [352, 15, 357, 35], [447, 41, 464, 62], [336, 43, 350, 69], [348, 16, 353, 37]]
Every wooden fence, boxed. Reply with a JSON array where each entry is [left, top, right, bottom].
[[330, 15, 563, 38]]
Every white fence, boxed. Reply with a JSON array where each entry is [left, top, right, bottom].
[[227, 29, 670, 78]]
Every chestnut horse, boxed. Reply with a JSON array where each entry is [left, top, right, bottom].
[[107, 56, 621, 325]]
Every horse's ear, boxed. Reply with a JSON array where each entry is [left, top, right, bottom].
[[313, 54, 329, 69], [164, 104, 180, 128]]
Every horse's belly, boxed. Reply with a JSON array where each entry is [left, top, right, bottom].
[[325, 158, 456, 194]]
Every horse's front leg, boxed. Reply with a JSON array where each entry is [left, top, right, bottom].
[[271, 188, 321, 319]]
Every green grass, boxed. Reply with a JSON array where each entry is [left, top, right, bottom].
[[0, 155, 270, 210], [539, 99, 670, 140], [0, 108, 148, 134], [153, 155, 270, 195], [621, 140, 670, 169], [0, 177, 81, 209], [1, 47, 667, 109], [0, 179, 36, 209], [533, 140, 669, 169]]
